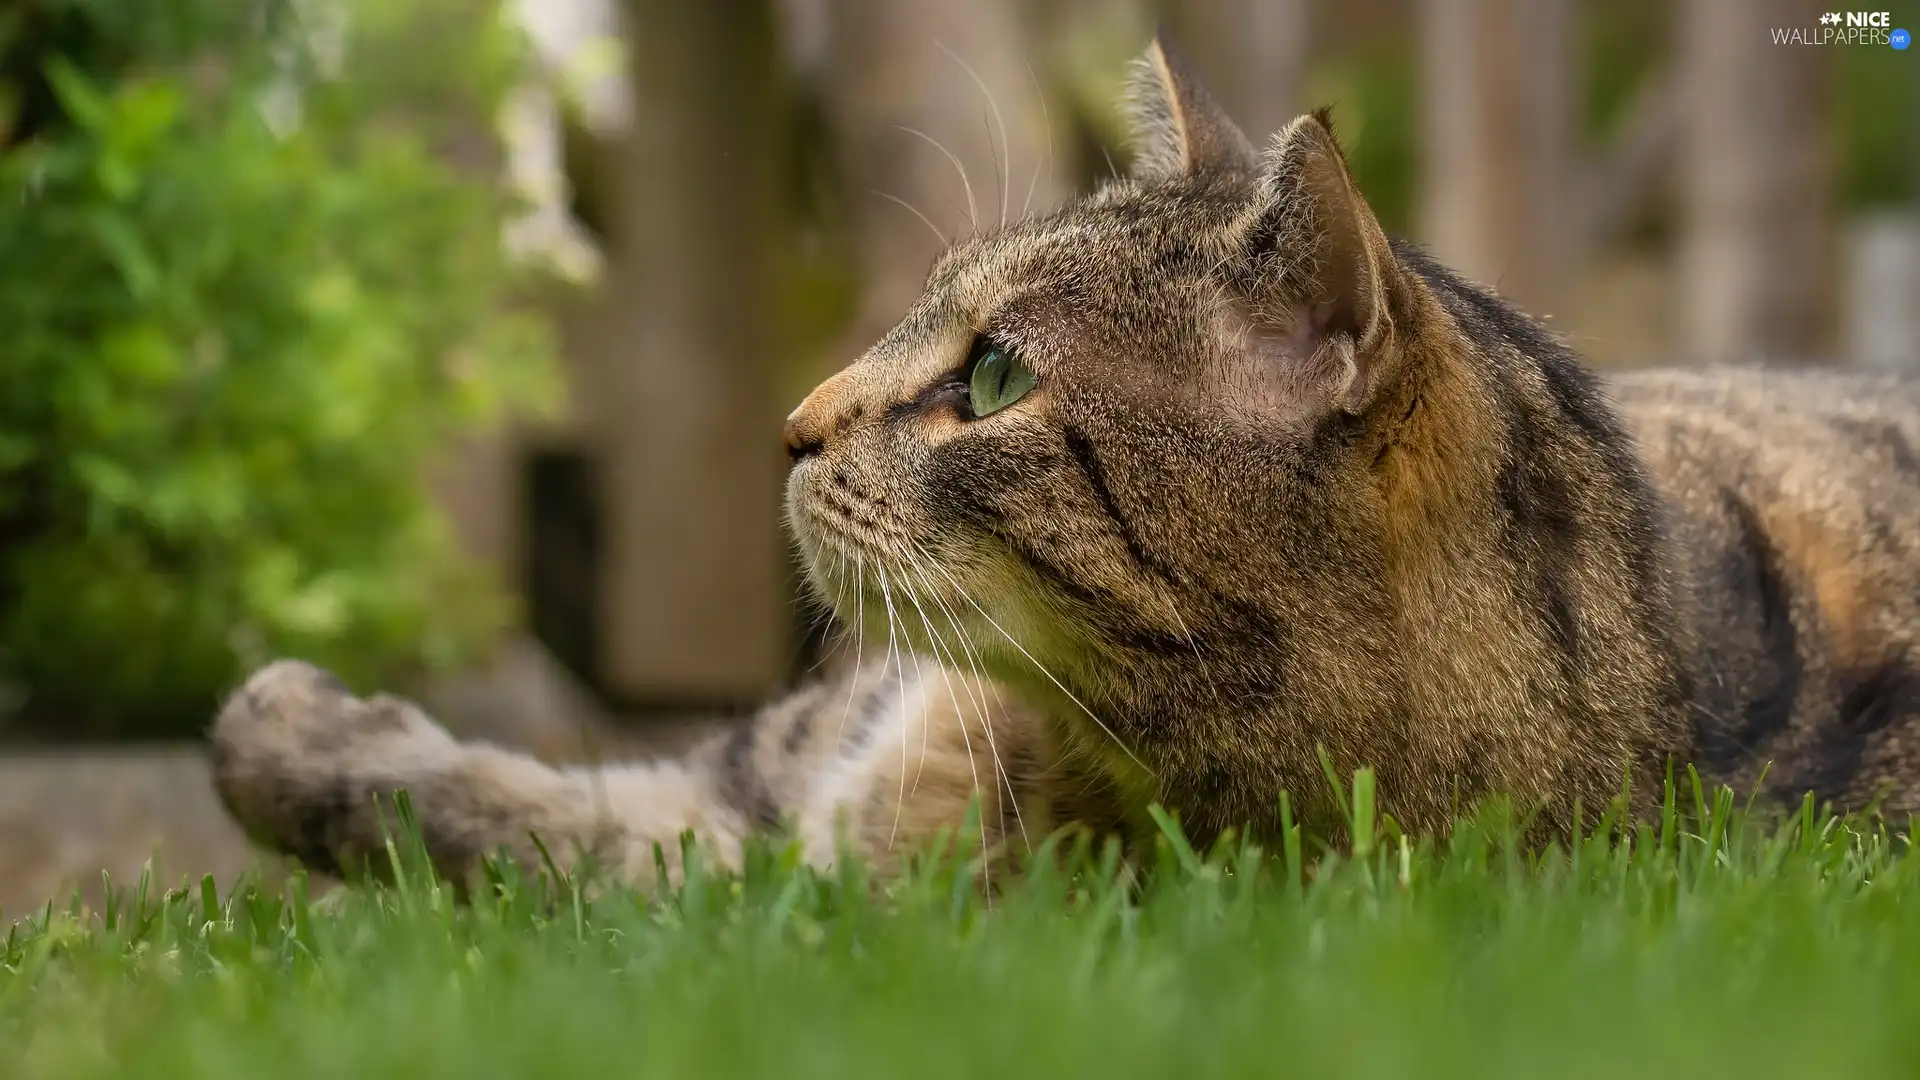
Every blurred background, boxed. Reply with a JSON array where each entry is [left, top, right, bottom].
[[0, 0, 1913, 909]]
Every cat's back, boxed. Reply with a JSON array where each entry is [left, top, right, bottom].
[[1611, 365, 1920, 445], [1610, 366, 1920, 541], [1607, 365, 1920, 806]]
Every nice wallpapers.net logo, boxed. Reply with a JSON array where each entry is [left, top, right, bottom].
[[1771, 10, 1909, 47]]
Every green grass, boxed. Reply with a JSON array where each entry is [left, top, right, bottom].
[[4, 774, 1920, 1079]]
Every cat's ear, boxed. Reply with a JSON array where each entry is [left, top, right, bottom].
[[1125, 32, 1257, 183], [1240, 109, 1406, 415]]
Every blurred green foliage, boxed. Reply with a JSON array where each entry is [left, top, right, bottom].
[[1836, 44, 1918, 209], [1302, 43, 1419, 235], [0, 0, 561, 736]]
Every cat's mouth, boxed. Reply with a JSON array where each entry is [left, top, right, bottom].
[[788, 466, 907, 565], [789, 468, 928, 599], [786, 466, 1016, 660]]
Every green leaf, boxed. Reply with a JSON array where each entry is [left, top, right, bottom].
[[0, 432, 35, 471], [41, 55, 109, 132], [1, 0, 558, 736], [109, 81, 184, 153], [95, 150, 139, 200], [70, 453, 139, 507], [86, 210, 161, 299]]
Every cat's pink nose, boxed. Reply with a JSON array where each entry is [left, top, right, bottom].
[[783, 411, 822, 461], [783, 368, 857, 461]]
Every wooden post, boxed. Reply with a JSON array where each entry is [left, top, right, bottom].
[[1157, 0, 1308, 146], [1417, 0, 1576, 316], [598, 1, 790, 707], [824, 0, 1060, 350], [1677, 0, 1836, 363]]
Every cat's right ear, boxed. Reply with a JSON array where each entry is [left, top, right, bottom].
[[1124, 32, 1257, 183], [1238, 109, 1409, 417]]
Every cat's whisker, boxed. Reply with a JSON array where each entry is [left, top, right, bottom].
[[900, 543, 1028, 851], [875, 566, 909, 848], [915, 550, 1156, 779], [897, 549, 1007, 779], [890, 560, 935, 795], [893, 563, 994, 872], [797, 550, 846, 675], [979, 675, 1020, 833], [896, 125, 977, 235], [902, 553, 995, 748], [936, 40, 1009, 231], [897, 546, 989, 711], [1022, 62, 1052, 220], [834, 555, 867, 748], [982, 112, 1004, 230], [826, 544, 850, 612], [871, 190, 948, 247]]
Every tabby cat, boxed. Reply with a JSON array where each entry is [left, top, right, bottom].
[[210, 36, 1920, 884]]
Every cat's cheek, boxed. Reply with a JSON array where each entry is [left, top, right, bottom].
[[782, 470, 839, 570]]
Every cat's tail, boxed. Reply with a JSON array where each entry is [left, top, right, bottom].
[[209, 659, 751, 885]]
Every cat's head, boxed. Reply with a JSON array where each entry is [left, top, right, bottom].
[[783, 35, 1442, 736]]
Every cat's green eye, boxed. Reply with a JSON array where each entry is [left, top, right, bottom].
[[966, 341, 1036, 418]]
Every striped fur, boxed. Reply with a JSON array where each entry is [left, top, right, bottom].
[[211, 36, 1920, 886]]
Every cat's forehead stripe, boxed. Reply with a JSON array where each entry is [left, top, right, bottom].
[[856, 232, 1064, 398], [939, 221, 1136, 317], [826, 205, 1196, 416]]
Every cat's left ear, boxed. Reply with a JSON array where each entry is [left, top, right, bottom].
[[1240, 109, 1408, 415], [1125, 31, 1258, 182]]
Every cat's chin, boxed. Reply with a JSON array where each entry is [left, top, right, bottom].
[[792, 531, 1009, 666], [785, 469, 1070, 672], [784, 495, 899, 620]]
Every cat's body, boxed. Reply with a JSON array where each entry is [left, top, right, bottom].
[[209, 39, 1920, 886], [1616, 367, 1920, 809]]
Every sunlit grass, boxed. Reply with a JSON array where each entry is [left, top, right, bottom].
[[3, 772, 1918, 1079]]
